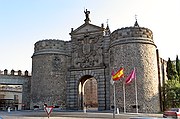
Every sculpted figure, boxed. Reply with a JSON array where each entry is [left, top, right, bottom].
[[84, 9, 90, 23]]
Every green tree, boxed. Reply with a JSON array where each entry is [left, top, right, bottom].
[[167, 58, 172, 79], [163, 80, 180, 109], [166, 58, 178, 80], [176, 55, 180, 82], [163, 57, 180, 110]]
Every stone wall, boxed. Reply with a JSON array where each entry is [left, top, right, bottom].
[[0, 71, 31, 110], [66, 68, 110, 110], [109, 27, 160, 113], [30, 14, 163, 112], [31, 39, 70, 109]]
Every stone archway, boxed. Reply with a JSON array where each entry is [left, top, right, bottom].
[[78, 75, 98, 111]]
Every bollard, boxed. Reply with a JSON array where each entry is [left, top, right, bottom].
[[117, 108, 120, 114], [111, 105, 115, 118], [84, 107, 86, 113], [8, 107, 10, 112]]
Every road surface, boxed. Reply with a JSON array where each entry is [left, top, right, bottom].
[[0, 110, 163, 119]]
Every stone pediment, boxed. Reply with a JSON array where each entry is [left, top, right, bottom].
[[71, 23, 104, 35]]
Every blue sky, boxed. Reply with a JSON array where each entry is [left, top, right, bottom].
[[0, 0, 180, 72]]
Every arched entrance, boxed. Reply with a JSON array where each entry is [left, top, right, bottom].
[[78, 75, 98, 111]]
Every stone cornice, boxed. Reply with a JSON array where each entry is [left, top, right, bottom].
[[110, 37, 157, 49], [68, 65, 106, 71]]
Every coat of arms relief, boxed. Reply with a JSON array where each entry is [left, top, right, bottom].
[[72, 33, 103, 68]]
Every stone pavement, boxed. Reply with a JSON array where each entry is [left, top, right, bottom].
[[0, 110, 163, 119]]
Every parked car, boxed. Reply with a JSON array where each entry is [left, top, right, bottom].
[[163, 108, 180, 118]]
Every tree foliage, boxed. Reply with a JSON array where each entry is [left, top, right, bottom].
[[176, 55, 180, 82], [163, 56, 180, 110], [166, 58, 178, 80], [163, 80, 180, 109]]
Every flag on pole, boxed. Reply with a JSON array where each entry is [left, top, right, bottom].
[[112, 68, 124, 81], [125, 68, 136, 84]]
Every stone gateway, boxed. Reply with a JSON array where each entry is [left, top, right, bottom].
[[31, 10, 160, 113]]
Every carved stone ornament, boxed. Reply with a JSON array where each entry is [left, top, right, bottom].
[[72, 33, 103, 68], [52, 56, 62, 71]]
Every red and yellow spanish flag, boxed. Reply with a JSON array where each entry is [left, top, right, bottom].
[[112, 68, 124, 81]]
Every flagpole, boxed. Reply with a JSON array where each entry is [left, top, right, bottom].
[[111, 67, 124, 118], [123, 81, 126, 113], [134, 68, 138, 113], [113, 83, 116, 118]]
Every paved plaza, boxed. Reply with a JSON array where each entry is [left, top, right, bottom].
[[0, 110, 163, 119]]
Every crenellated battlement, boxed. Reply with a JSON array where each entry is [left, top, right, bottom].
[[110, 26, 155, 47], [32, 39, 72, 57], [111, 27, 153, 39], [0, 69, 30, 76], [34, 39, 66, 52]]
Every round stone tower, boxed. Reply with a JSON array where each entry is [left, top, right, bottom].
[[31, 39, 69, 109], [109, 22, 160, 113]]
